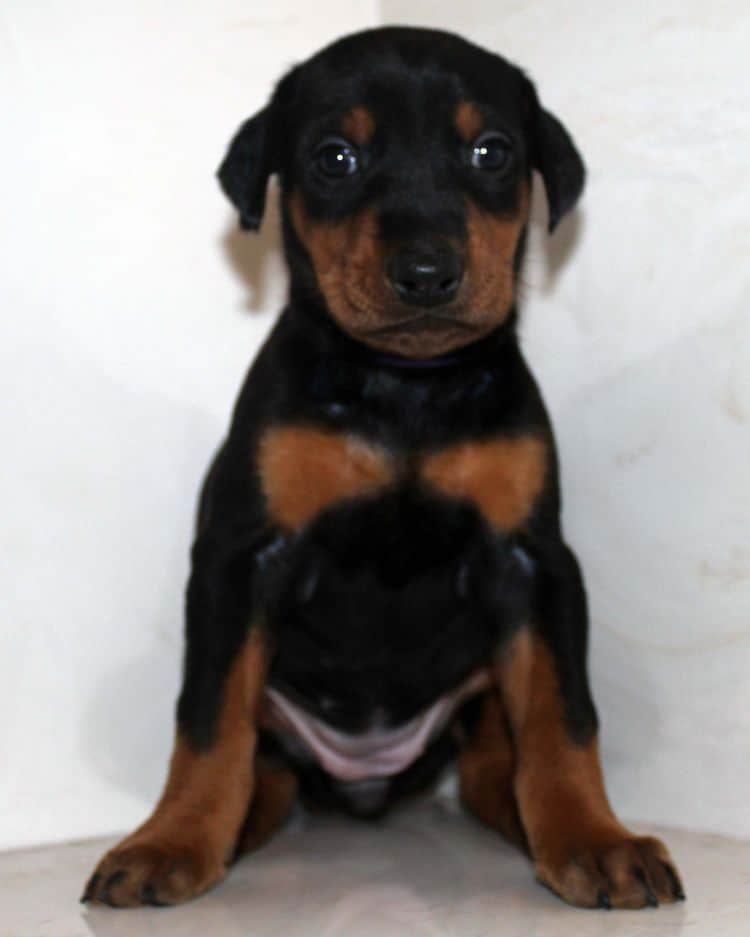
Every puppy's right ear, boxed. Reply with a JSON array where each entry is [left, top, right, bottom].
[[217, 108, 273, 231]]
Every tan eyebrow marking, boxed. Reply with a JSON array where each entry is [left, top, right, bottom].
[[455, 101, 484, 142], [341, 106, 376, 146]]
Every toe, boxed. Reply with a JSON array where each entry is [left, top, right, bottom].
[[636, 836, 686, 904], [537, 852, 610, 909], [600, 844, 658, 909], [533, 833, 684, 911], [82, 841, 223, 908]]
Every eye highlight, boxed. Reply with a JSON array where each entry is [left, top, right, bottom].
[[468, 132, 513, 172], [313, 137, 360, 178]]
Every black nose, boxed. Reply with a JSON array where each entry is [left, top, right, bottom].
[[387, 243, 463, 307]]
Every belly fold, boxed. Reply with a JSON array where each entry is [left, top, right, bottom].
[[261, 670, 490, 782]]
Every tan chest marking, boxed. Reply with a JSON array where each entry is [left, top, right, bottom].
[[420, 436, 547, 532], [258, 427, 394, 531]]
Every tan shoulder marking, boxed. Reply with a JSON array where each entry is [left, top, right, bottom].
[[258, 426, 394, 530], [420, 435, 547, 531]]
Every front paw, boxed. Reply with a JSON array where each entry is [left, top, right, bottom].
[[81, 834, 226, 908], [535, 833, 685, 910]]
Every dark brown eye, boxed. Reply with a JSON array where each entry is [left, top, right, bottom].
[[469, 132, 513, 172], [313, 138, 359, 178]]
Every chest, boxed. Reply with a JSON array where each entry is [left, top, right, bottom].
[[257, 424, 548, 535]]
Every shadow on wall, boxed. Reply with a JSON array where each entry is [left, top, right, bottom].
[[72, 378, 219, 815], [528, 173, 586, 294], [80, 639, 181, 809], [78, 186, 285, 818], [220, 181, 285, 315], [590, 625, 667, 807]]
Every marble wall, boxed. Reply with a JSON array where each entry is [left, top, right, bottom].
[[1, 1, 747, 848]]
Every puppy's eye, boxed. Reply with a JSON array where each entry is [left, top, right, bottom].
[[313, 138, 359, 178], [469, 132, 512, 172]]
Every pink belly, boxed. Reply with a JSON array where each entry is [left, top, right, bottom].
[[261, 669, 490, 782]]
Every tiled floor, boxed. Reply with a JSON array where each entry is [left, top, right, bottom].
[[3, 799, 748, 937]]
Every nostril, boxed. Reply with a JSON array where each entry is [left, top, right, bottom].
[[439, 277, 458, 293]]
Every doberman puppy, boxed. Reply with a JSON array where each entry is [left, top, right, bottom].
[[83, 26, 685, 910]]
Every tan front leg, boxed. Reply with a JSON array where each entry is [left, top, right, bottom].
[[497, 630, 684, 909], [83, 632, 268, 907]]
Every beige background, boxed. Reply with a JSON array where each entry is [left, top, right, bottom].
[[1, 1, 748, 847]]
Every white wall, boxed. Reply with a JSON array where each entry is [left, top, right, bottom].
[[382, 0, 750, 837], [1, 0, 747, 850], [0, 0, 377, 850]]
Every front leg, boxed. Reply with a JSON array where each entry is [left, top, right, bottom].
[[83, 534, 270, 908], [497, 543, 685, 910]]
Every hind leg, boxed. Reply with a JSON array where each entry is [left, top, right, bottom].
[[457, 685, 527, 850], [234, 753, 299, 856]]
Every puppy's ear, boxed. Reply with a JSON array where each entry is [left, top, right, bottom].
[[217, 108, 273, 231], [524, 80, 585, 233]]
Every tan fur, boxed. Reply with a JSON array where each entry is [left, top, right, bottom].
[[288, 191, 395, 342], [496, 631, 682, 908], [341, 106, 376, 146], [455, 101, 484, 141], [458, 683, 526, 848], [258, 426, 394, 530], [420, 435, 547, 531], [234, 755, 299, 855], [463, 186, 529, 324]]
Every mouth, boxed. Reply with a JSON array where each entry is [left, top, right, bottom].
[[365, 313, 477, 337]]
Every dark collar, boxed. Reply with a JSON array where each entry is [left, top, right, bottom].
[[362, 330, 505, 372], [368, 350, 469, 370], [304, 304, 514, 374]]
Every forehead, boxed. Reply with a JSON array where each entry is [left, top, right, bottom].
[[290, 31, 527, 139]]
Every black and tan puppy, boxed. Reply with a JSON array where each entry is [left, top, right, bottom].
[[83, 26, 684, 910]]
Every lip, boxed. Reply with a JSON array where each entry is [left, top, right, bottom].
[[366, 314, 476, 336]]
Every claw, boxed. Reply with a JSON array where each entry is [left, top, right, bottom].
[[664, 864, 686, 901], [597, 889, 612, 910], [140, 881, 167, 907], [80, 872, 99, 904], [633, 867, 659, 907]]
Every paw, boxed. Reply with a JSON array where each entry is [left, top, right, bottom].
[[536, 834, 685, 910], [81, 836, 226, 908]]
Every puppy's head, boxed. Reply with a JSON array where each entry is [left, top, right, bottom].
[[219, 27, 584, 358]]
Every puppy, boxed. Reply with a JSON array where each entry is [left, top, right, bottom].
[[83, 26, 684, 910]]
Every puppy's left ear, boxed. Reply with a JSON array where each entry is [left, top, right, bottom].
[[524, 79, 586, 233], [217, 108, 273, 231]]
